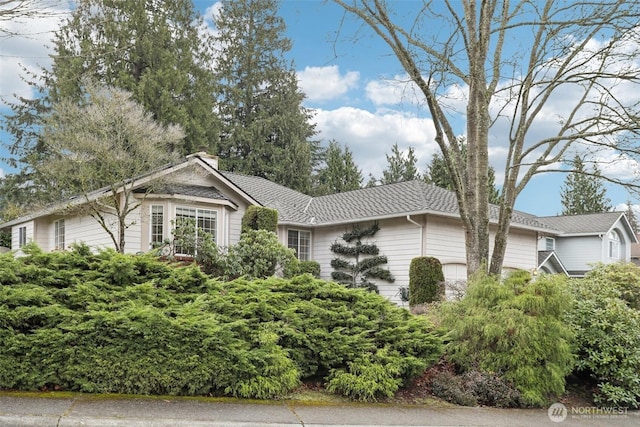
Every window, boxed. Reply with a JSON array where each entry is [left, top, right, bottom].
[[54, 219, 65, 250], [608, 230, 620, 259], [18, 226, 27, 248], [545, 237, 555, 251], [288, 229, 311, 261], [150, 205, 164, 246], [174, 207, 217, 255]]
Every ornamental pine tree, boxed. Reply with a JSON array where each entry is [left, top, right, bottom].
[[330, 222, 394, 293]]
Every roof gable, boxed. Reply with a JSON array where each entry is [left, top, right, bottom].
[[538, 212, 635, 238]]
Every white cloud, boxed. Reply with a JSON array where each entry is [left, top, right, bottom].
[[365, 75, 427, 108], [312, 106, 438, 177], [0, 2, 71, 107], [297, 65, 359, 102]]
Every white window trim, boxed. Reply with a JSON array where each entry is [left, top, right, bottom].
[[18, 226, 27, 248], [288, 229, 311, 261], [54, 219, 65, 251], [173, 206, 219, 256], [545, 237, 555, 251], [608, 230, 620, 259], [149, 205, 165, 248]]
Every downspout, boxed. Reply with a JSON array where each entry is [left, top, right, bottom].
[[406, 215, 424, 256]]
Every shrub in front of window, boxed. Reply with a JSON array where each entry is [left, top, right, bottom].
[[408, 256, 445, 306], [241, 206, 278, 233]]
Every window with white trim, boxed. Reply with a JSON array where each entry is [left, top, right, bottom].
[[608, 230, 620, 259], [18, 226, 27, 248], [54, 219, 65, 250], [545, 237, 555, 251], [150, 205, 164, 246], [174, 207, 217, 255], [288, 229, 311, 261]]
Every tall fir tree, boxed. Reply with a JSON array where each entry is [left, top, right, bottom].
[[4, 0, 218, 163], [560, 156, 612, 215], [376, 143, 420, 185], [313, 140, 363, 195], [330, 222, 394, 293], [625, 201, 639, 233], [2, 0, 218, 213], [212, 0, 317, 193], [424, 138, 501, 204]]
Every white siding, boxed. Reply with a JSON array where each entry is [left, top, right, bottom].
[[498, 227, 537, 271], [11, 220, 35, 254], [425, 215, 537, 274], [123, 205, 142, 253], [64, 213, 117, 252], [313, 218, 422, 304]]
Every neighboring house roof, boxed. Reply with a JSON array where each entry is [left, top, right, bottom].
[[537, 250, 569, 276], [538, 212, 637, 241]]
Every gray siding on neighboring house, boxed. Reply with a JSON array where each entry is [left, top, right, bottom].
[[555, 235, 601, 273]]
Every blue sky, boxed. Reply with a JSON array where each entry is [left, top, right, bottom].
[[0, 0, 637, 217]]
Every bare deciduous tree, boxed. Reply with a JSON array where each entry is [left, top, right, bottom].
[[334, 0, 640, 276], [38, 80, 183, 253]]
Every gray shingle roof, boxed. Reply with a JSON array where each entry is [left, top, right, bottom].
[[537, 212, 624, 235], [221, 172, 313, 223], [219, 175, 553, 231]]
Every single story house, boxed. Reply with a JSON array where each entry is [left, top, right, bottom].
[[1, 152, 636, 303]]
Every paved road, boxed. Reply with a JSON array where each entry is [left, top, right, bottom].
[[0, 394, 638, 427]]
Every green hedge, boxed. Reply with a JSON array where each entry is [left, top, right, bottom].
[[0, 244, 442, 401], [409, 257, 444, 305], [241, 206, 278, 233]]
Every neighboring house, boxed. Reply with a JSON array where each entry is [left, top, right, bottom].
[[1, 152, 636, 303], [536, 212, 638, 277], [631, 233, 640, 266]]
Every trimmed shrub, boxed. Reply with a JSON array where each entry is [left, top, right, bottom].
[[438, 271, 575, 407], [409, 257, 444, 306], [0, 247, 442, 401], [241, 206, 278, 233], [566, 264, 640, 408]]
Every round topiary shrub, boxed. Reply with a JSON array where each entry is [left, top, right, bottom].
[[409, 257, 444, 306]]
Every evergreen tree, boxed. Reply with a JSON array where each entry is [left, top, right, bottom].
[[330, 222, 395, 293], [1, 0, 218, 214], [313, 140, 363, 195], [379, 143, 421, 185], [212, 0, 317, 193], [424, 138, 501, 204], [560, 156, 612, 215], [625, 201, 639, 233], [3, 0, 218, 164]]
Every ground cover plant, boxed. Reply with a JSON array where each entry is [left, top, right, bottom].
[[0, 244, 442, 401]]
